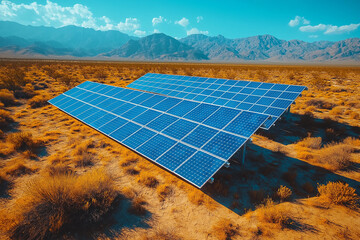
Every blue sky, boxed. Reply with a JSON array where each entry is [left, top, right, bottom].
[[1, 0, 359, 41]]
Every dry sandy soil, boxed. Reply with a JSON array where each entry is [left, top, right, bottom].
[[0, 60, 359, 239]]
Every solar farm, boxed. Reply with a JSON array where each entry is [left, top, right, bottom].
[[49, 73, 307, 187], [1, 61, 359, 239]]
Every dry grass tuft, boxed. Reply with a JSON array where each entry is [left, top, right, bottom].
[[297, 136, 322, 149], [7, 132, 43, 153], [317, 182, 359, 208], [255, 198, 292, 228], [211, 218, 240, 240], [5, 168, 118, 239], [2, 158, 37, 177], [0, 109, 14, 130], [276, 185, 292, 202], [128, 196, 147, 216], [157, 184, 173, 201], [28, 94, 49, 108], [0, 89, 17, 106], [315, 143, 353, 171], [137, 172, 159, 188]]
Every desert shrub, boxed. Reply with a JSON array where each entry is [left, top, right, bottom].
[[157, 184, 173, 201], [306, 99, 335, 109], [137, 172, 159, 188], [343, 137, 360, 147], [255, 198, 292, 228], [3, 159, 36, 177], [0, 109, 14, 130], [16, 83, 36, 99], [317, 182, 359, 207], [0, 89, 16, 106], [310, 74, 329, 89], [316, 143, 353, 171], [276, 186, 292, 202], [125, 166, 140, 175], [297, 136, 322, 149], [329, 106, 343, 115], [44, 164, 74, 176], [7, 132, 42, 153], [9, 168, 118, 239], [211, 218, 239, 240], [73, 139, 94, 155], [74, 152, 94, 167], [349, 111, 360, 120], [249, 189, 266, 205], [128, 197, 147, 216], [29, 95, 49, 108], [0, 67, 27, 91]]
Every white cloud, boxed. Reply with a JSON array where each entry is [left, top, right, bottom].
[[196, 16, 203, 23], [134, 29, 146, 36], [153, 29, 160, 33], [289, 16, 310, 27], [116, 18, 140, 32], [324, 23, 360, 34], [175, 17, 189, 27], [0, 0, 144, 36], [299, 24, 327, 32], [186, 27, 209, 36], [152, 16, 166, 26], [299, 23, 360, 34]]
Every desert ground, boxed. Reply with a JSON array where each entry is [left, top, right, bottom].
[[0, 59, 359, 240]]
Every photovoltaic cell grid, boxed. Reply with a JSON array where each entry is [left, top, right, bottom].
[[49, 81, 269, 188], [127, 73, 307, 129]]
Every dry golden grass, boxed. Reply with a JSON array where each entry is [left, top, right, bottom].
[[0, 109, 13, 130], [28, 94, 49, 108], [297, 136, 322, 149], [157, 184, 173, 201], [255, 198, 292, 228], [211, 218, 240, 240], [0, 60, 359, 239], [128, 196, 147, 216], [137, 172, 159, 188], [0, 168, 118, 239], [7, 132, 43, 154], [317, 182, 359, 208], [276, 185, 292, 202], [315, 143, 354, 171]]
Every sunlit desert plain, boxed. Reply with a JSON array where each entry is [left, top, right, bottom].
[[0, 60, 359, 239]]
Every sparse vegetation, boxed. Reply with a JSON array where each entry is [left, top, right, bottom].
[[211, 218, 240, 240], [276, 185, 292, 202], [318, 182, 359, 208], [0, 60, 359, 239], [4, 168, 118, 239]]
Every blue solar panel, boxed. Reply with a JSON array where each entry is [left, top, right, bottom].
[[137, 134, 176, 160], [175, 152, 225, 187], [225, 111, 268, 137], [156, 143, 197, 171], [182, 125, 219, 148], [128, 73, 306, 129], [202, 132, 246, 159], [162, 119, 197, 139], [49, 81, 270, 188], [122, 127, 156, 149]]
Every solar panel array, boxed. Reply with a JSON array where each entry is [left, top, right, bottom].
[[49, 81, 269, 188], [128, 73, 307, 129]]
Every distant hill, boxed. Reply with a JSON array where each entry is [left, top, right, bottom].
[[180, 34, 360, 62], [101, 33, 208, 61], [0, 21, 359, 62], [0, 21, 136, 55]]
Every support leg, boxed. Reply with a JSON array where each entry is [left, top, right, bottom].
[[242, 142, 246, 165]]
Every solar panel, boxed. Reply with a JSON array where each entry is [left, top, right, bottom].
[[127, 73, 307, 129], [49, 81, 269, 188]]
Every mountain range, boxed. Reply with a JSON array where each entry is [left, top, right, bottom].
[[0, 21, 359, 62]]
